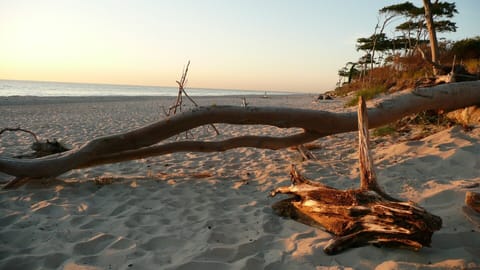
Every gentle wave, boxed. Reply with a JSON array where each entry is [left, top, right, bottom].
[[0, 80, 290, 97]]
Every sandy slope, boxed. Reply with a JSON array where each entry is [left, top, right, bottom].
[[0, 95, 479, 270]]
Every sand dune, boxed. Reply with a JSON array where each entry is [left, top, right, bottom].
[[0, 95, 479, 269]]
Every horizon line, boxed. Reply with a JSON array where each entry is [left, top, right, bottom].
[[0, 78, 311, 94]]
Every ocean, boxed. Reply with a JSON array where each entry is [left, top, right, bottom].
[[0, 80, 290, 97]]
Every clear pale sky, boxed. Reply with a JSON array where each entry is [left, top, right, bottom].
[[0, 1, 478, 93]]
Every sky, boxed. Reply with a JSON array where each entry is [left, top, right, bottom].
[[0, 0, 478, 93]]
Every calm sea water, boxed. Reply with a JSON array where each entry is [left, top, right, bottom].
[[0, 80, 289, 97]]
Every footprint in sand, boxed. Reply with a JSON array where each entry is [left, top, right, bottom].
[[109, 237, 136, 250], [73, 233, 116, 255], [193, 246, 237, 262], [140, 235, 186, 252], [262, 217, 282, 234], [79, 218, 108, 230], [42, 253, 70, 269]]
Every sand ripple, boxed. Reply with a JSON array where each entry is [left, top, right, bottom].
[[1, 95, 479, 269]]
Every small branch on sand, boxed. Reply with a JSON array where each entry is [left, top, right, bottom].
[[167, 61, 220, 136], [1, 128, 70, 159], [0, 127, 70, 158], [271, 97, 442, 255], [0, 127, 39, 143], [291, 144, 317, 161]]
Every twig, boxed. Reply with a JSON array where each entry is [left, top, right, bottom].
[[0, 127, 39, 143], [242, 97, 248, 107], [295, 144, 317, 161], [168, 61, 220, 135], [416, 46, 444, 70]]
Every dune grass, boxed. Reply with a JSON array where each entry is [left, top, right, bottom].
[[345, 85, 387, 107]]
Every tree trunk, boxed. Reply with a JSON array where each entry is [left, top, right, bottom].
[[1, 81, 479, 182], [423, 0, 440, 75]]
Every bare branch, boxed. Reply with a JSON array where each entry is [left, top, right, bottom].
[[358, 96, 376, 190], [0, 81, 479, 180], [0, 127, 39, 143], [80, 132, 319, 168], [168, 61, 220, 135], [358, 97, 398, 201]]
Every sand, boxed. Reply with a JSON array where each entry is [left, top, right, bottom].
[[0, 94, 479, 270]]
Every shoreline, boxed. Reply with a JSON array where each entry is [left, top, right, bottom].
[[0, 94, 314, 106], [0, 79, 308, 99]]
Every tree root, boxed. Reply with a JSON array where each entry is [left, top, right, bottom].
[[271, 97, 442, 254], [271, 166, 442, 255]]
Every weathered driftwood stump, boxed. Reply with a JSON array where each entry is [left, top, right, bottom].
[[463, 191, 480, 228], [271, 97, 442, 255], [465, 191, 480, 213]]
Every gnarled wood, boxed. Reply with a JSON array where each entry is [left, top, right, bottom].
[[357, 97, 397, 201], [465, 191, 480, 214], [270, 97, 442, 255], [0, 81, 479, 181], [462, 191, 480, 228], [271, 168, 442, 254]]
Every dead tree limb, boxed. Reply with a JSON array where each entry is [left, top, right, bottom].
[[357, 97, 397, 201], [168, 61, 220, 136], [293, 144, 317, 161], [271, 97, 442, 254], [0, 127, 39, 143], [416, 46, 445, 72], [0, 128, 69, 159], [79, 132, 319, 169], [0, 81, 479, 181], [168, 61, 190, 116]]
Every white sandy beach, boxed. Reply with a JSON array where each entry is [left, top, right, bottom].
[[0, 94, 479, 270]]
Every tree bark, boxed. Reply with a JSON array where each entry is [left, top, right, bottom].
[[0, 81, 479, 181], [423, 0, 440, 75]]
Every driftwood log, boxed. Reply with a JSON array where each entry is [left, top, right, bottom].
[[0, 81, 479, 187], [271, 97, 442, 255]]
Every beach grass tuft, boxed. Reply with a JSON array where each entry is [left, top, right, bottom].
[[345, 85, 387, 107]]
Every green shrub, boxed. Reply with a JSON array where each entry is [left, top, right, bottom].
[[373, 125, 396, 137], [452, 36, 480, 59], [345, 85, 387, 107]]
